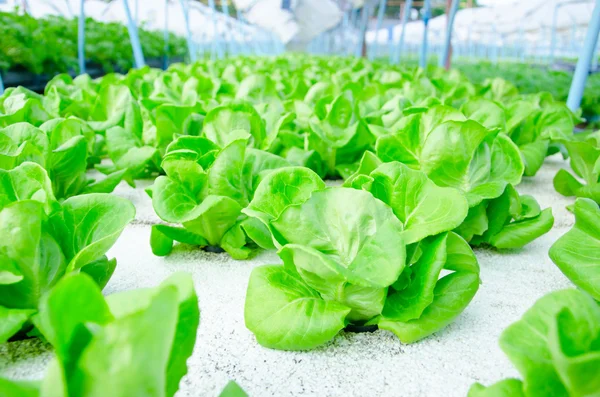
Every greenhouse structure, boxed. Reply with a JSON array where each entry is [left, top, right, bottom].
[[0, 0, 600, 396]]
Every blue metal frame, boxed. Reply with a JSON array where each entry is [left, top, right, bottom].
[[123, 0, 146, 68], [350, 8, 358, 28], [439, 0, 459, 68], [551, 1, 590, 66], [78, 0, 86, 74], [420, 0, 432, 68], [355, 6, 371, 58], [65, 0, 73, 16], [567, 0, 600, 111], [207, 0, 222, 59], [395, 0, 413, 63], [370, 0, 387, 60], [0, 73, 4, 96], [163, 0, 170, 69], [179, 0, 197, 62]]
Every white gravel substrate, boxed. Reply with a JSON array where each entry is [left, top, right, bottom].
[[0, 154, 579, 396]]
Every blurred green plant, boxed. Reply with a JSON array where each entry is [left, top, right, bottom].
[[0, 11, 188, 75]]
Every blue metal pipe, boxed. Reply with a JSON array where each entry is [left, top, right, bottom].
[[592, 35, 600, 70], [65, 0, 73, 16], [123, 0, 146, 68], [179, 0, 196, 62], [222, 0, 229, 15], [394, 0, 413, 64], [550, 3, 560, 65], [78, 0, 86, 74], [439, 0, 459, 68], [355, 6, 370, 58], [163, 0, 170, 69], [371, 0, 387, 60], [208, 0, 221, 59], [0, 73, 4, 96], [350, 8, 358, 28], [420, 0, 431, 68], [567, 0, 600, 111]]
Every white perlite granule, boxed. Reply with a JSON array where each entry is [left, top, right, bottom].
[[0, 155, 577, 396]]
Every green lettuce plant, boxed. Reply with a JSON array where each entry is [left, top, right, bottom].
[[308, 94, 375, 178], [460, 94, 576, 177], [0, 119, 125, 199], [501, 93, 576, 176], [243, 165, 480, 350], [553, 132, 600, 204], [0, 87, 53, 128], [0, 162, 134, 343], [373, 105, 553, 249], [549, 198, 600, 301], [468, 289, 600, 397], [0, 272, 199, 397], [147, 135, 289, 259]]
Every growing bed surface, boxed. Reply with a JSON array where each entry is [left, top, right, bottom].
[[0, 154, 575, 396]]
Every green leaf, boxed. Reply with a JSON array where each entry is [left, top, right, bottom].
[[0, 162, 56, 213], [366, 162, 469, 244], [0, 378, 40, 397], [240, 217, 275, 250], [422, 121, 523, 206], [154, 104, 196, 149], [71, 286, 180, 396], [57, 194, 135, 272], [244, 166, 326, 225], [378, 270, 480, 343], [150, 224, 208, 256], [149, 176, 201, 223], [203, 102, 265, 148], [487, 208, 554, 249], [182, 195, 243, 246], [378, 232, 479, 342], [244, 265, 350, 351], [460, 97, 506, 131], [82, 169, 127, 195], [0, 122, 49, 167], [549, 198, 600, 301], [499, 289, 600, 396], [33, 272, 200, 397], [219, 381, 248, 397], [272, 188, 405, 288], [35, 273, 113, 370], [0, 306, 36, 343], [468, 379, 525, 397], [0, 201, 66, 309], [520, 140, 549, 177]]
